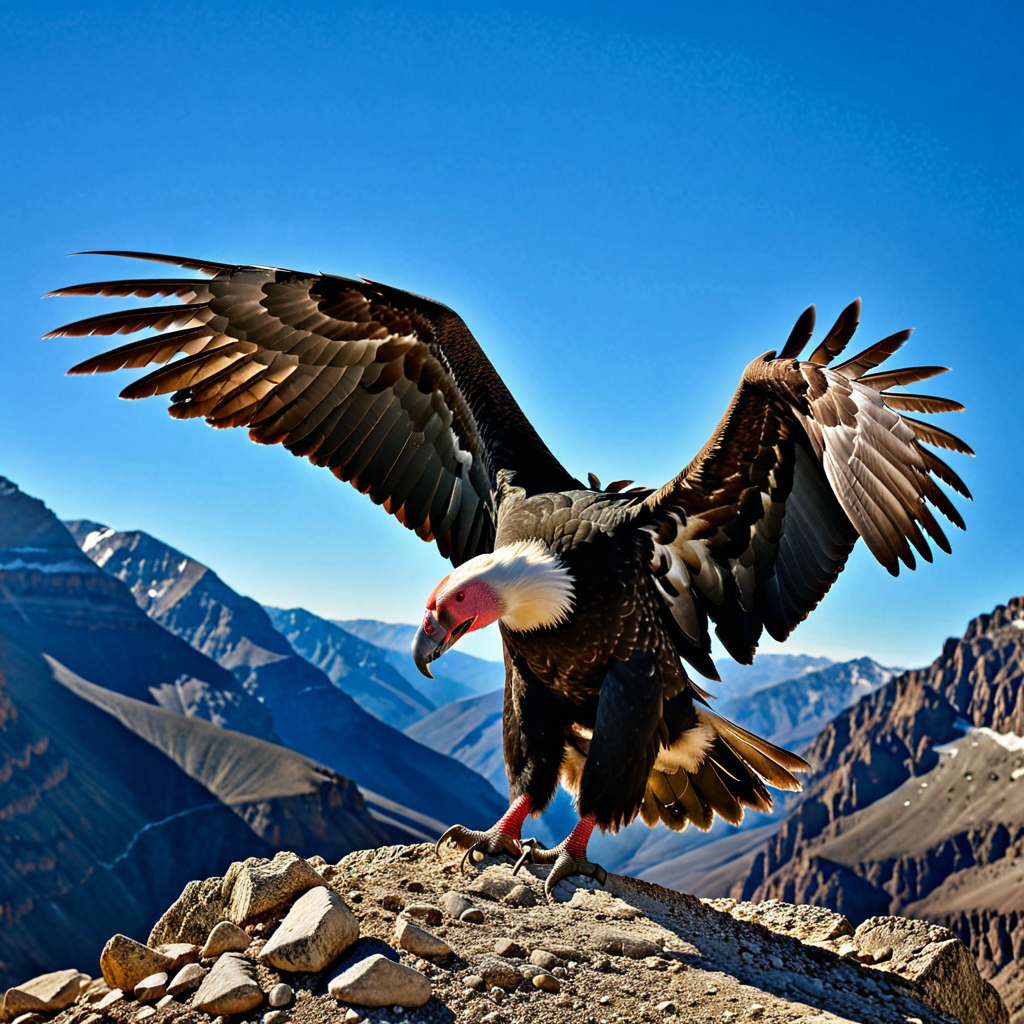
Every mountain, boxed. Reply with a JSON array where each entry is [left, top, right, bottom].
[[736, 598, 1024, 1022], [716, 657, 895, 752], [0, 481, 275, 741], [264, 606, 435, 729], [713, 652, 834, 699], [67, 520, 506, 831], [338, 618, 505, 706]]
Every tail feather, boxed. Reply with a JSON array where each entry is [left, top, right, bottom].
[[643, 709, 809, 833]]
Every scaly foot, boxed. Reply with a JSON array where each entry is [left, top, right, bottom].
[[512, 815, 607, 896], [435, 795, 533, 875]]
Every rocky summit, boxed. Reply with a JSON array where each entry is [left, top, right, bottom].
[[0, 844, 1008, 1024]]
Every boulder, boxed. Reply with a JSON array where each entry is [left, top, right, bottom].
[[2, 971, 89, 1020], [855, 917, 1008, 1024], [328, 954, 431, 1008], [201, 921, 251, 958], [395, 918, 451, 958], [259, 887, 359, 973], [149, 852, 324, 945], [192, 953, 263, 1015], [99, 937, 173, 991]]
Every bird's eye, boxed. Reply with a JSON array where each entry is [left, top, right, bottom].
[[456, 591, 465, 602]]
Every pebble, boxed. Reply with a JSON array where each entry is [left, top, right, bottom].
[[201, 921, 251, 958], [406, 880, 425, 893], [657, 1001, 677, 1015], [590, 928, 662, 959], [748, 1005, 765, 1019], [529, 950, 558, 971], [262, 1012, 287, 1024], [96, 989, 124, 1009], [347, 891, 363, 904], [11, 1015, 45, 1024], [328, 953, 432, 1008], [259, 886, 359, 972], [532, 974, 560, 993], [644, 956, 668, 970], [192, 953, 264, 1015], [769, 956, 784, 970], [503, 884, 539, 908], [134, 973, 168, 1003], [493, 937, 527, 959], [156, 995, 176, 1009], [464, 975, 485, 990], [136, 1008, 155, 1021], [76, 979, 111, 1005], [100, 937, 174, 991], [468, 875, 519, 900], [167, 963, 206, 997], [395, 916, 452, 958], [593, 957, 612, 972], [722, 1013, 736, 1022], [460, 907, 485, 924], [343, 1011, 362, 1024], [600, 995, 612, 1005], [2, 970, 90, 1019], [401, 903, 443, 927], [552, 966, 567, 978], [268, 983, 293, 1008], [489, 986, 506, 1003], [440, 892, 474, 919]]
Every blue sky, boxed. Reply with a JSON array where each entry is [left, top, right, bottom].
[[3, 1, 1021, 667]]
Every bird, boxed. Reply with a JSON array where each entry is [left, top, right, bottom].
[[46, 250, 972, 894]]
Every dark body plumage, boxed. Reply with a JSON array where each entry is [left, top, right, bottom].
[[48, 251, 972, 844]]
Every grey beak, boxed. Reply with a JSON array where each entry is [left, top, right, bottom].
[[412, 622, 445, 679]]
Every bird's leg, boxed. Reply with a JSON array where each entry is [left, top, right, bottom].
[[435, 794, 533, 873], [513, 815, 608, 895]]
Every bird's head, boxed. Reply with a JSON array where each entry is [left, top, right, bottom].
[[411, 539, 574, 678]]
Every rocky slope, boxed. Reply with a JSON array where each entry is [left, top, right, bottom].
[[737, 598, 1024, 1022], [66, 520, 506, 831], [2, 845, 1007, 1024], [338, 619, 505, 707]]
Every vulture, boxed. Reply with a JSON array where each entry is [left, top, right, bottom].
[[47, 251, 972, 893]]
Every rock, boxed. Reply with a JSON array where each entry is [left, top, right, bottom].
[[259, 886, 359, 972], [328, 954, 431, 1008], [202, 921, 251, 958], [463, 975, 485, 991], [460, 907, 485, 924], [100, 937, 174, 991], [155, 995, 175, 1009], [11, 1015, 45, 1024], [342, 1011, 361, 1023], [400, 904, 443, 927], [135, 1008, 155, 1021], [263, 1012, 287, 1024], [167, 964, 205, 997], [149, 852, 324, 945], [503, 884, 539, 908], [493, 938, 527, 959], [748, 1005, 765, 1019], [133, 974, 168, 1003], [727, 900, 854, 944], [590, 928, 663, 960], [854, 917, 1008, 1024], [440, 892, 474, 919], [153, 944, 201, 971], [656, 1000, 677, 1014], [532, 973, 560, 993], [467, 874, 520, 900], [96, 989, 124, 1010], [192, 953, 264, 1015], [267, 984, 293, 1008], [395, 917, 452, 958], [406, 880, 424, 893], [529, 950, 558, 970], [2, 970, 89, 1020], [76, 979, 110, 1005]]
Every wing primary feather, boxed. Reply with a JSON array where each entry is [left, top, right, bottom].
[[71, 250, 234, 275], [779, 304, 817, 360], [808, 298, 861, 365]]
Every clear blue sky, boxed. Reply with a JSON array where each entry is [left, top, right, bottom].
[[3, 1, 1020, 667]]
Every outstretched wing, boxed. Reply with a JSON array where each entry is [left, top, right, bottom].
[[46, 251, 578, 565], [641, 300, 972, 667]]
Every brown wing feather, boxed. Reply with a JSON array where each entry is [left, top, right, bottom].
[[49, 253, 579, 564]]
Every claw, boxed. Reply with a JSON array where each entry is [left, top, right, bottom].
[[434, 820, 524, 869], [512, 838, 545, 876], [435, 823, 471, 857], [459, 840, 485, 875], [543, 850, 608, 896]]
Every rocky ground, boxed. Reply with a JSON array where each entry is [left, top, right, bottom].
[[1, 845, 1008, 1024]]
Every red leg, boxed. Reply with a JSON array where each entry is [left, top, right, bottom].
[[435, 795, 533, 872]]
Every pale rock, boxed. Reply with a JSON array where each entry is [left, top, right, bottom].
[[460, 907, 484, 924], [259, 887, 358, 972], [328, 954, 431, 1008], [192, 953, 263, 1015], [590, 928, 662, 960], [156, 995, 176, 1009], [532, 973, 559, 992], [167, 963, 205, 997], [76, 979, 110, 1005], [267, 984, 292, 1008], [202, 921, 251, 958], [11, 1015, 45, 1024], [100, 937, 174, 991], [474, 957, 523, 991], [463, 975, 484, 991], [440, 892, 474, 919], [153, 944, 201, 971], [400, 903, 443, 927], [135, 1008, 155, 1021], [395, 917, 451, 958], [529, 950, 558, 971], [263, 1012, 287, 1024], [2, 970, 89, 1020], [467, 874, 519, 900], [727, 900, 854, 943], [96, 989, 124, 1010], [503, 884, 538, 908], [493, 938, 527, 959], [133, 973, 168, 1003], [748, 1005, 765, 1019], [657, 1001, 677, 1015], [342, 1010, 361, 1023], [149, 852, 323, 945]]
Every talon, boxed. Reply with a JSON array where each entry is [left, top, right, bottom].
[[512, 839, 541, 876], [460, 840, 484, 875], [435, 824, 467, 856]]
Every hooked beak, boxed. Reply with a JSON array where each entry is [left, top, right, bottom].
[[412, 613, 476, 678]]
